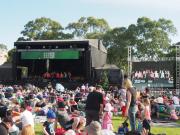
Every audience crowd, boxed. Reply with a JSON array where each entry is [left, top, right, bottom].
[[0, 77, 179, 135]]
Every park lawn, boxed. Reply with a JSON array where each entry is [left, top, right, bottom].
[[112, 116, 180, 135], [35, 117, 180, 135], [35, 123, 43, 135]]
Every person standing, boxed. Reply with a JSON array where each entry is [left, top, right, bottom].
[[102, 103, 113, 130], [20, 102, 35, 135], [85, 85, 104, 126], [123, 74, 137, 131]]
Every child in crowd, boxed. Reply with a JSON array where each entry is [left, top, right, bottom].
[[102, 103, 113, 130], [169, 102, 179, 120], [142, 98, 151, 135], [43, 109, 56, 135]]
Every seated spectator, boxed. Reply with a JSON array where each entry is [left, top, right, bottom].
[[84, 121, 102, 135], [43, 109, 56, 135], [154, 95, 164, 104], [172, 95, 179, 105], [169, 103, 179, 120], [57, 101, 74, 130]]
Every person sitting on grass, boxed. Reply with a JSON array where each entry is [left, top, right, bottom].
[[168, 101, 179, 120], [43, 109, 56, 135]]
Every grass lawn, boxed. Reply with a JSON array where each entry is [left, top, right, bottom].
[[35, 117, 180, 135], [112, 116, 180, 135]]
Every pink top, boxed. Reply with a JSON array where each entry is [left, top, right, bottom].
[[144, 106, 151, 120], [102, 112, 113, 130]]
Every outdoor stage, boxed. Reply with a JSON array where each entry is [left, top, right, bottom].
[[12, 39, 122, 86]]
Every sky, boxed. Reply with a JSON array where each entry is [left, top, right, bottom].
[[0, 0, 180, 50]]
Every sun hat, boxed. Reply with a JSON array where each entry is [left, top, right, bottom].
[[85, 121, 102, 135], [47, 110, 56, 119], [104, 103, 114, 112]]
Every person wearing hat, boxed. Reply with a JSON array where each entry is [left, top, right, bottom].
[[0, 116, 13, 135], [102, 103, 113, 130], [43, 109, 56, 135], [85, 85, 104, 126]]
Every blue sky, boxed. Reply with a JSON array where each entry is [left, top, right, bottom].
[[0, 0, 179, 50]]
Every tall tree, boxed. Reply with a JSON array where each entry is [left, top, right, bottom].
[[66, 16, 110, 39], [103, 27, 130, 70], [130, 17, 177, 58], [66, 17, 88, 38], [102, 17, 177, 70], [19, 17, 72, 41]]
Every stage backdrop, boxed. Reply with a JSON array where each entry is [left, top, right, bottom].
[[132, 61, 175, 90]]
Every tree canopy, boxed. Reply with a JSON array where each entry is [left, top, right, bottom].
[[66, 16, 110, 39], [16, 16, 177, 70], [18, 17, 72, 41], [131, 17, 177, 58]]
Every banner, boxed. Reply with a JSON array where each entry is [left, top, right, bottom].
[[21, 50, 79, 59]]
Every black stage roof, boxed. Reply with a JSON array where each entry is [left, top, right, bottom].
[[15, 39, 107, 53]]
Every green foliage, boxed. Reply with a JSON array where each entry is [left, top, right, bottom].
[[100, 71, 109, 90], [66, 16, 110, 39], [17, 16, 177, 70], [103, 27, 130, 70], [6, 48, 15, 63], [19, 17, 73, 40], [103, 17, 177, 70], [131, 17, 177, 58], [0, 43, 7, 50]]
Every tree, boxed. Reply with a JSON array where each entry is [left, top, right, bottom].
[[66, 17, 88, 38], [103, 27, 130, 70], [6, 48, 15, 63], [99, 70, 109, 91], [130, 17, 177, 58], [66, 16, 110, 39], [19, 17, 72, 40], [102, 17, 177, 70], [0, 44, 7, 50]]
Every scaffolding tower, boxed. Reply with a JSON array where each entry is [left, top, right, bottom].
[[176, 45, 180, 95], [128, 46, 132, 79]]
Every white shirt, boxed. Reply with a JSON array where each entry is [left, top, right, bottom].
[[172, 96, 179, 105], [20, 110, 34, 127]]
